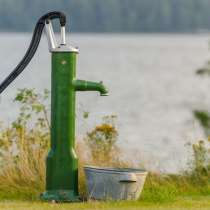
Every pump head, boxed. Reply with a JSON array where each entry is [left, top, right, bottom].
[[44, 19, 78, 53], [45, 20, 66, 51]]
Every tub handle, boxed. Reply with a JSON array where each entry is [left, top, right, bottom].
[[119, 173, 137, 183]]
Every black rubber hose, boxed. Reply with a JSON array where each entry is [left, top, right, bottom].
[[0, 11, 66, 94]]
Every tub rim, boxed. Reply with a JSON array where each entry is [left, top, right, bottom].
[[84, 165, 147, 175]]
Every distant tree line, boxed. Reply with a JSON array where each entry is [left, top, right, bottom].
[[0, 0, 210, 32]]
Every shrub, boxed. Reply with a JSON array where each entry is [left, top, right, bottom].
[[84, 115, 124, 167]]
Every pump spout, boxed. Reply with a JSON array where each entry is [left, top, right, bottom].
[[73, 80, 108, 96]]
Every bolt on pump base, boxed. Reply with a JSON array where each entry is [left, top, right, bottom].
[[0, 11, 108, 202]]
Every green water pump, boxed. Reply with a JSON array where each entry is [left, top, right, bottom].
[[0, 11, 108, 202]]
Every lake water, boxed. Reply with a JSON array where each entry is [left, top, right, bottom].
[[1, 33, 210, 173]]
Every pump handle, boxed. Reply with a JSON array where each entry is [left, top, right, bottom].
[[0, 11, 66, 94], [38, 11, 66, 26]]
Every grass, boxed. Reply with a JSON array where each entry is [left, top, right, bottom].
[[1, 120, 210, 205], [2, 196, 210, 210], [2, 89, 210, 208]]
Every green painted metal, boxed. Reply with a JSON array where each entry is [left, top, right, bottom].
[[73, 80, 108, 96], [41, 51, 108, 202]]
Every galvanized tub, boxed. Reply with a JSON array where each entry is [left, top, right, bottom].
[[84, 166, 148, 201]]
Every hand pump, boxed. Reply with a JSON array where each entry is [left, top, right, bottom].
[[0, 11, 108, 202]]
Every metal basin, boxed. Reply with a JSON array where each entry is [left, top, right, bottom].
[[84, 166, 148, 201]]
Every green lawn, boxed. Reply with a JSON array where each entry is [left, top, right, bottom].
[[1, 196, 210, 210]]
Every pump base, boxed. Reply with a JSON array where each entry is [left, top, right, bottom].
[[40, 190, 80, 202]]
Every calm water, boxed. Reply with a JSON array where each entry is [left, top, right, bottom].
[[1, 33, 210, 173]]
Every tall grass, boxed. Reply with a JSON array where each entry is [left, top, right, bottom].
[[0, 89, 210, 202], [0, 126, 46, 200]]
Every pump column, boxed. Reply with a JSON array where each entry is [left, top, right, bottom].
[[41, 47, 79, 202]]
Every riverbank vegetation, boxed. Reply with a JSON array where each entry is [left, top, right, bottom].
[[0, 89, 210, 204]]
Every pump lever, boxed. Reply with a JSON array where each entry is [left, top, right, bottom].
[[45, 20, 58, 51], [60, 26, 66, 45], [45, 20, 67, 51]]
